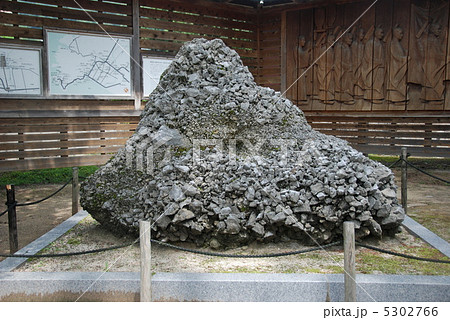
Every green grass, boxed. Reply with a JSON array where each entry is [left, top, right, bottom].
[[369, 154, 450, 170], [357, 246, 450, 275], [0, 166, 98, 186], [369, 154, 400, 164]]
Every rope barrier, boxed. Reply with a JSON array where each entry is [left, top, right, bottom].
[[0, 240, 341, 259], [402, 159, 449, 184], [0, 207, 8, 218], [388, 158, 402, 169], [1, 161, 448, 265], [0, 178, 73, 216], [386, 155, 448, 184], [150, 239, 342, 258], [356, 242, 450, 264], [16, 178, 73, 207], [1, 238, 448, 265]]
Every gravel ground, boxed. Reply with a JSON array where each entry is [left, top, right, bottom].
[[5, 168, 450, 275], [16, 214, 450, 275]]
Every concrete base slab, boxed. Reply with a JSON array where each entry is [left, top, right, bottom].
[[402, 216, 450, 258], [0, 272, 449, 302]]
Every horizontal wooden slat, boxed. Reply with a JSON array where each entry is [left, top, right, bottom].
[[0, 138, 128, 151], [139, 27, 256, 50], [353, 145, 450, 158], [0, 1, 132, 26], [0, 12, 132, 35], [344, 137, 450, 147], [258, 78, 281, 86], [31, 0, 133, 15], [0, 155, 113, 172], [0, 116, 139, 125], [306, 113, 450, 121], [259, 48, 282, 58], [0, 110, 141, 118], [140, 38, 257, 58], [0, 123, 137, 134], [139, 15, 254, 40], [309, 122, 450, 131], [139, 5, 255, 34], [0, 99, 136, 111], [0, 24, 43, 40], [305, 113, 450, 157], [240, 58, 258, 68], [312, 128, 450, 139], [0, 146, 120, 159], [140, 37, 183, 52], [0, 130, 133, 142], [259, 68, 282, 77], [140, 0, 256, 23], [259, 54, 279, 62]]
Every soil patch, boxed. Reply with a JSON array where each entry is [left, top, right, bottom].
[[391, 168, 450, 242], [0, 184, 72, 262]]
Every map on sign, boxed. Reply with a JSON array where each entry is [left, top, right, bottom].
[[0, 46, 42, 96], [142, 56, 173, 97], [47, 30, 132, 96]]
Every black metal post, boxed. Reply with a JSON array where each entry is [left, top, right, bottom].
[[401, 147, 407, 215], [6, 185, 18, 253], [72, 167, 79, 215]]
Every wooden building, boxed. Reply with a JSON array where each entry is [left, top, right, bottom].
[[0, 0, 449, 171]]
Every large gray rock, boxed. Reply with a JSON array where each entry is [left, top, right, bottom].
[[80, 38, 404, 248]]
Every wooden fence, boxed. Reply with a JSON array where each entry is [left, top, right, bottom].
[[305, 112, 450, 158], [139, 0, 258, 70], [0, 0, 259, 171], [0, 0, 448, 172], [257, 11, 281, 91], [0, 110, 139, 171]]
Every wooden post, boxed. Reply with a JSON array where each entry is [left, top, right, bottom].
[[140, 220, 152, 302], [280, 10, 287, 96], [132, 0, 142, 110], [72, 167, 79, 215], [343, 221, 356, 302], [6, 185, 18, 254], [401, 147, 407, 215]]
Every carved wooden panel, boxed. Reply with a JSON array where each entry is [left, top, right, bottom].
[[388, 0, 411, 111], [296, 9, 313, 111], [286, 10, 299, 102], [286, 0, 449, 112], [446, 10, 450, 110]]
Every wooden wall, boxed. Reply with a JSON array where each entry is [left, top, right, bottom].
[[260, 0, 450, 158], [257, 11, 281, 91], [282, 0, 450, 112], [0, 0, 258, 171], [139, 0, 258, 72], [0, 0, 448, 172]]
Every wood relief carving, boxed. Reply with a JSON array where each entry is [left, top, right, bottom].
[[288, 1, 449, 110], [351, 28, 365, 98], [421, 22, 446, 104], [362, 27, 386, 103], [387, 26, 409, 104], [296, 35, 312, 104], [410, 2, 448, 106], [335, 32, 354, 104], [315, 33, 336, 104]]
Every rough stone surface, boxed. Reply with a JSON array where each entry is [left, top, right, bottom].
[[80, 38, 405, 248]]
